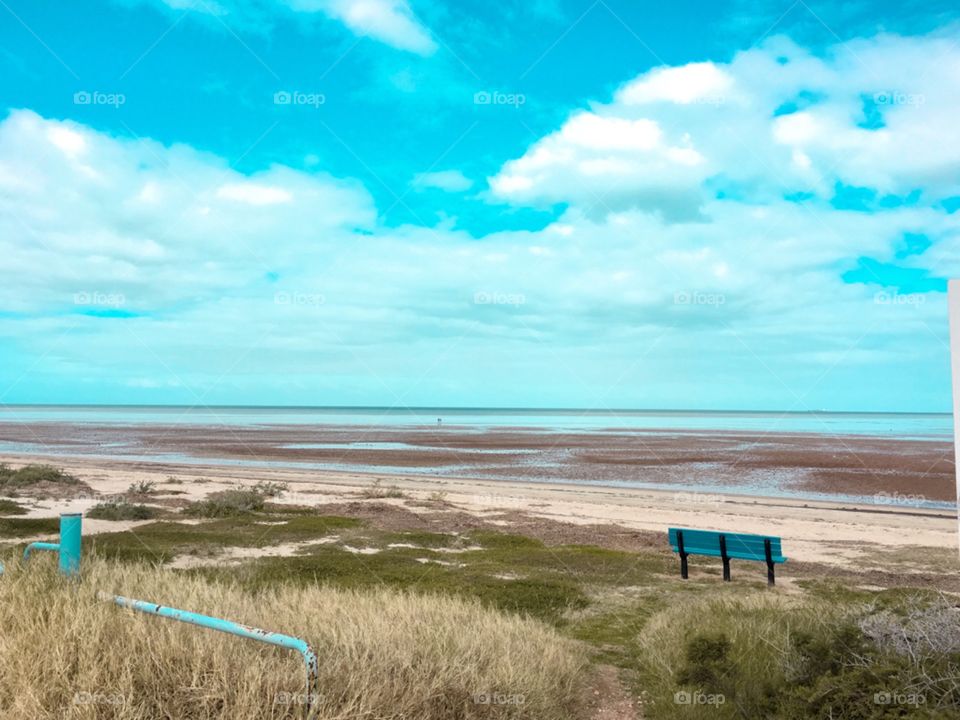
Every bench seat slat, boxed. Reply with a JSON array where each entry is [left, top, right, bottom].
[[668, 528, 786, 563]]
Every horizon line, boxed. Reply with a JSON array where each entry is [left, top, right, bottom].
[[0, 403, 951, 416]]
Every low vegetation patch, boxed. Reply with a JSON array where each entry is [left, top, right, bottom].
[[360, 479, 408, 499], [0, 499, 27, 516], [127, 480, 157, 497], [639, 592, 960, 719], [87, 502, 160, 522], [89, 515, 361, 564], [0, 464, 80, 491], [252, 480, 288, 498], [186, 488, 267, 518], [0, 516, 61, 538], [0, 556, 586, 720]]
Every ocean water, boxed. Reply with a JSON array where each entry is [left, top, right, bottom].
[[0, 405, 952, 439]]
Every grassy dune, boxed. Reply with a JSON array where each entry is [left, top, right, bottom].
[[0, 556, 586, 720], [3, 467, 960, 718]]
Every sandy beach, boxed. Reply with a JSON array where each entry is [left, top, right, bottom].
[[2, 452, 955, 572]]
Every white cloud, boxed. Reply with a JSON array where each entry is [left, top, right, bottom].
[[308, 0, 436, 55], [140, 0, 436, 54], [46, 126, 87, 158], [0, 110, 375, 315], [216, 182, 294, 205], [489, 110, 710, 220], [413, 169, 472, 192], [489, 31, 960, 217], [616, 62, 734, 105]]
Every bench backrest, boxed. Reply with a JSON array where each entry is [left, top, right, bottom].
[[668, 528, 786, 563]]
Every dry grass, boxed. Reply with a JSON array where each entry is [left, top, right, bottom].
[[0, 554, 586, 720]]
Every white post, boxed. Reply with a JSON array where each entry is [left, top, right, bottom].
[[948, 280, 960, 557]]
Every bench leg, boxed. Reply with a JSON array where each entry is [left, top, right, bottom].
[[764, 538, 775, 587], [676, 531, 689, 580], [719, 534, 731, 581]]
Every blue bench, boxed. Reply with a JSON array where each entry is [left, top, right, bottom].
[[668, 528, 787, 586]]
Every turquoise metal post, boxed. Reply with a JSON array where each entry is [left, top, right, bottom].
[[103, 593, 319, 719], [22, 513, 82, 577], [58, 513, 82, 577]]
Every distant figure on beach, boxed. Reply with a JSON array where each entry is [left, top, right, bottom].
[[437, 418, 442, 426]]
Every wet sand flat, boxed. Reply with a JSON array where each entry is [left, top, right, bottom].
[[0, 421, 953, 503]]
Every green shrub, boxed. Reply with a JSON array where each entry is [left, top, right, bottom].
[[676, 632, 732, 690], [252, 480, 288, 498], [86, 502, 159, 521], [127, 480, 157, 496], [186, 489, 266, 518], [0, 499, 27, 516], [639, 593, 960, 719], [0, 464, 79, 489]]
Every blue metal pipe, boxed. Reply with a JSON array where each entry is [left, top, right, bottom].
[[22, 541, 60, 561], [21, 513, 82, 578], [103, 593, 319, 719], [57, 513, 82, 577]]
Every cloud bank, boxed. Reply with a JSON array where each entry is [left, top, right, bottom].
[[2, 29, 958, 409]]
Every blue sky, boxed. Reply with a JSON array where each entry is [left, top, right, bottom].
[[0, 0, 958, 410]]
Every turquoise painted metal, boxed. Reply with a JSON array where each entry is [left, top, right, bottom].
[[103, 592, 320, 719], [668, 527, 787, 585], [57, 513, 82, 576], [667, 527, 786, 562], [22, 513, 82, 578]]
